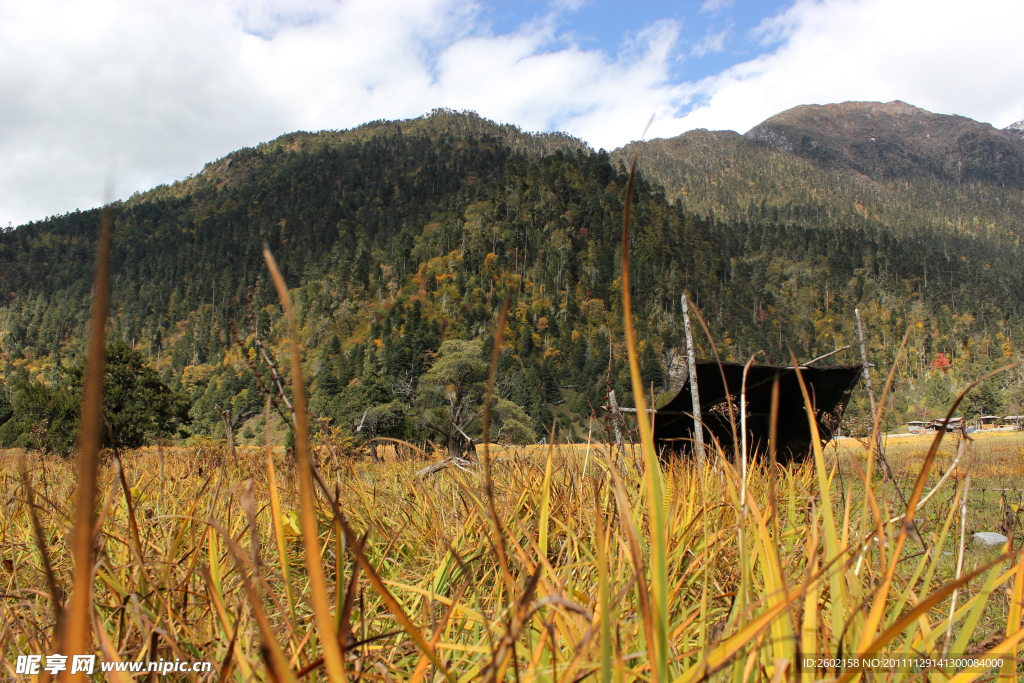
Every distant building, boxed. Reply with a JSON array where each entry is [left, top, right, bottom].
[[926, 417, 965, 432]]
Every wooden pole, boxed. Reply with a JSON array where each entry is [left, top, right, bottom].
[[802, 345, 851, 366], [855, 307, 885, 474], [605, 337, 626, 469], [855, 308, 877, 416], [682, 294, 705, 463], [608, 389, 626, 460]]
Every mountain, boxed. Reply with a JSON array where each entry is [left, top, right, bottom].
[[2, 103, 1024, 448], [1005, 120, 1024, 142], [137, 108, 590, 206], [745, 100, 1024, 186], [617, 101, 1024, 240]]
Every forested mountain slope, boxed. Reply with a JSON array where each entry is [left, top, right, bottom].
[[616, 101, 1024, 240], [2, 104, 1024, 449]]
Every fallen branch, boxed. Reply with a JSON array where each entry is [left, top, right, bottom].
[[801, 345, 851, 366], [416, 457, 477, 478]]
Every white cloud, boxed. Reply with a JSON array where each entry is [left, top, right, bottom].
[[690, 25, 730, 57], [2, 0, 1024, 227], [660, 0, 1024, 138], [0, 0, 689, 226], [699, 0, 735, 15]]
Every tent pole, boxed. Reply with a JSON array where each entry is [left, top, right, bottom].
[[682, 294, 705, 463]]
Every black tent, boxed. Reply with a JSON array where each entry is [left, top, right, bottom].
[[650, 359, 862, 462]]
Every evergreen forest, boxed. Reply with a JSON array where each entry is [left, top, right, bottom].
[[3, 106, 1024, 453]]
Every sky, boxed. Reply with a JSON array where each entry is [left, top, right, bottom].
[[2, 0, 1023, 228]]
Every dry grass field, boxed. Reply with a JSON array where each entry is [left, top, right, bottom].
[[4, 429, 1024, 681]]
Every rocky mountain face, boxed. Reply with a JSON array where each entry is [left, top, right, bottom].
[[617, 101, 1024, 241], [1005, 120, 1024, 142], [743, 100, 1024, 187]]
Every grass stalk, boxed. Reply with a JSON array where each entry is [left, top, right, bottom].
[[61, 205, 112, 676], [945, 439, 974, 656], [263, 247, 347, 683], [619, 132, 669, 683]]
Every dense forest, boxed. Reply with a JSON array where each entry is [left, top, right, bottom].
[[3, 106, 1024, 452]]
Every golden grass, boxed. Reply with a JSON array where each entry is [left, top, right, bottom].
[[3, 435, 1024, 681]]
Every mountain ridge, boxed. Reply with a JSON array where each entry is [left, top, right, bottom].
[[743, 100, 1024, 186], [121, 100, 1024, 241], [1005, 120, 1024, 141], [132, 108, 592, 207], [614, 101, 1024, 242]]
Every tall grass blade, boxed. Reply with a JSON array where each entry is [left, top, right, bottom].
[[113, 453, 153, 594], [61, 205, 113, 676], [539, 434, 554, 560], [333, 515, 456, 682], [607, 459, 657, 678], [682, 298, 739, 450], [744, 491, 795, 664], [92, 607, 132, 683], [265, 395, 298, 633], [789, 353, 846, 652], [942, 621, 1024, 683], [946, 440, 976, 655], [677, 580, 808, 683], [408, 579, 469, 683], [950, 553, 1004, 657], [263, 247, 347, 683], [1002, 546, 1024, 682], [477, 293, 520, 603], [21, 467, 62, 623], [866, 327, 910, 487], [620, 128, 668, 683], [212, 527, 299, 683], [800, 503, 819, 683], [768, 374, 779, 541], [482, 293, 512, 483], [595, 481, 612, 683], [833, 551, 1011, 683]]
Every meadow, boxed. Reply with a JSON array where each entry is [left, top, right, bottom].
[[4, 429, 1024, 681]]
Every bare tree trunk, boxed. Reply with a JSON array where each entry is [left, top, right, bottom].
[[682, 295, 705, 463], [856, 307, 886, 477], [449, 424, 478, 462], [855, 308, 878, 419], [607, 389, 626, 468]]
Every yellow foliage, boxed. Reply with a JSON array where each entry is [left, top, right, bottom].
[[181, 363, 215, 389]]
